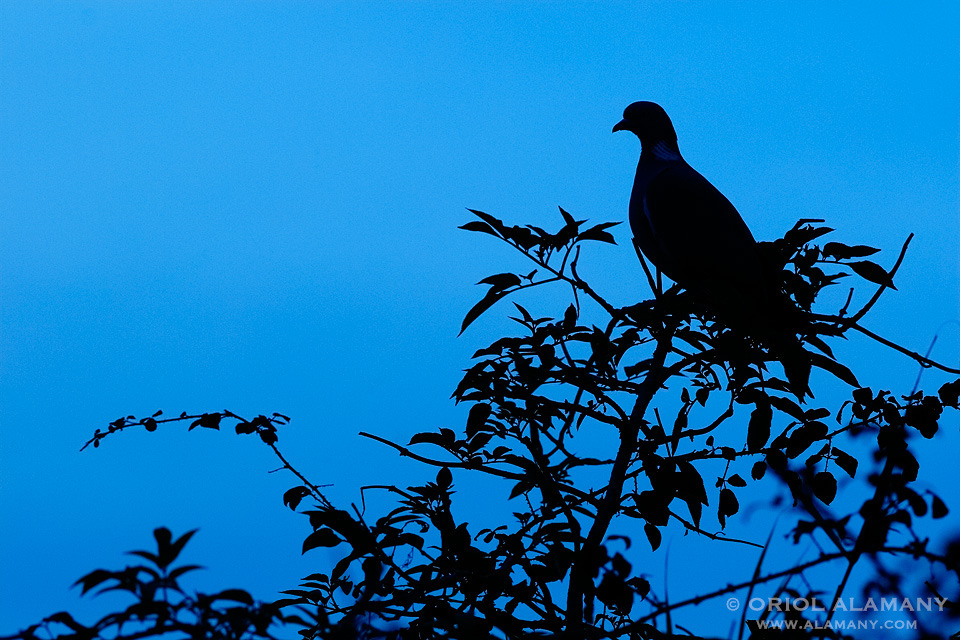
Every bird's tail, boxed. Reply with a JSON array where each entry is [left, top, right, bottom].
[[730, 290, 812, 400], [751, 289, 813, 399]]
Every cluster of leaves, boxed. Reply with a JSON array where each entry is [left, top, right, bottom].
[[4, 528, 285, 640], [8, 209, 960, 640], [458, 207, 619, 335], [83, 410, 291, 450]]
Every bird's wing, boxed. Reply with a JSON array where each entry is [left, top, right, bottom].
[[643, 163, 766, 298]]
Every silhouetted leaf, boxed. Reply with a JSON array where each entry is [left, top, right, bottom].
[[513, 302, 535, 325], [302, 528, 341, 553], [932, 495, 948, 519], [596, 571, 633, 613], [409, 431, 447, 447], [905, 398, 942, 439], [769, 395, 805, 421], [478, 272, 521, 291], [306, 509, 367, 549], [833, 449, 858, 478], [938, 379, 960, 408], [154, 527, 172, 551], [751, 461, 767, 480], [466, 209, 505, 233], [73, 569, 114, 595], [465, 403, 492, 438], [189, 412, 221, 431], [436, 467, 453, 489], [786, 423, 826, 458], [785, 225, 833, 246], [898, 449, 920, 482], [127, 549, 160, 565], [766, 449, 788, 471], [849, 260, 896, 290], [670, 411, 686, 454], [629, 576, 651, 599], [644, 524, 661, 552], [397, 532, 425, 550], [747, 402, 772, 451], [633, 491, 670, 526], [685, 499, 702, 529], [822, 242, 880, 259], [235, 421, 255, 435], [468, 432, 493, 452], [813, 471, 837, 505], [459, 220, 500, 237], [719, 488, 739, 518], [809, 353, 860, 387], [284, 486, 312, 511], [578, 221, 620, 245], [904, 488, 927, 517], [509, 480, 534, 500], [676, 460, 708, 506], [168, 564, 203, 580], [695, 387, 710, 406], [727, 474, 747, 488], [460, 288, 509, 335], [504, 224, 538, 249], [563, 303, 578, 329], [163, 529, 197, 570], [672, 461, 707, 529], [805, 335, 835, 358]]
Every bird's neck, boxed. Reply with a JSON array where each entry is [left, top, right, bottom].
[[641, 139, 682, 162]]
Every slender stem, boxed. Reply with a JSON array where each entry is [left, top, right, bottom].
[[667, 510, 763, 549], [853, 323, 960, 374], [626, 550, 853, 628], [498, 233, 618, 317], [848, 233, 913, 323], [267, 442, 331, 508], [358, 431, 600, 507], [565, 321, 676, 628]]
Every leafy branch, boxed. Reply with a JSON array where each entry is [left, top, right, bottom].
[[11, 208, 960, 639]]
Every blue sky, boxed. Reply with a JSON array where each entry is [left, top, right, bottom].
[[2, 2, 958, 633]]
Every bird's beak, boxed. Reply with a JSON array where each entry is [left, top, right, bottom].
[[612, 119, 628, 133]]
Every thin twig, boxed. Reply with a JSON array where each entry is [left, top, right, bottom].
[[853, 323, 960, 374], [667, 510, 763, 549], [848, 233, 913, 324]]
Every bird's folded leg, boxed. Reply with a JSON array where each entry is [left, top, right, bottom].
[[632, 237, 662, 298]]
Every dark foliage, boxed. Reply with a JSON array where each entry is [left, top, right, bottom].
[[7, 527, 287, 640], [7, 210, 960, 639]]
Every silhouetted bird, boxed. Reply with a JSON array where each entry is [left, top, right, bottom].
[[614, 101, 810, 396]]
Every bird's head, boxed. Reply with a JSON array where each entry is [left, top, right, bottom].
[[613, 101, 678, 149]]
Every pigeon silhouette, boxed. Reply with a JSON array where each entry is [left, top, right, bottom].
[[614, 101, 810, 396]]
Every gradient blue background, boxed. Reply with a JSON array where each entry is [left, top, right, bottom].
[[2, 2, 958, 634]]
